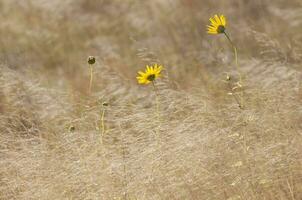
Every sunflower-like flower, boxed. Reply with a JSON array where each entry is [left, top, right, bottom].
[[136, 64, 163, 85], [207, 14, 226, 34]]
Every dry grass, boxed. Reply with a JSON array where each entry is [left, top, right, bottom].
[[0, 0, 302, 199]]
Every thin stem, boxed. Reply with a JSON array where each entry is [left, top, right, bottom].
[[224, 32, 239, 75], [152, 81, 160, 123], [100, 107, 106, 144], [227, 79, 243, 109], [89, 65, 93, 94], [224, 31, 244, 108], [151, 81, 162, 148]]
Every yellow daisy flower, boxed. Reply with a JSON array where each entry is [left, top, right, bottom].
[[136, 64, 163, 85], [207, 14, 226, 34]]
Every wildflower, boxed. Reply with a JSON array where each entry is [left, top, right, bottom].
[[136, 64, 163, 85], [87, 56, 96, 94], [87, 56, 96, 65], [137, 64, 163, 131], [207, 14, 226, 34], [207, 14, 244, 108]]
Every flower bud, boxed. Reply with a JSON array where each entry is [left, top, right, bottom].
[[226, 75, 231, 81], [69, 125, 75, 132], [87, 56, 96, 65]]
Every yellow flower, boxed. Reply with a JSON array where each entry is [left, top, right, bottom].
[[207, 14, 226, 34], [136, 64, 163, 85]]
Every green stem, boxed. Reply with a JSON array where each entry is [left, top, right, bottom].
[[224, 31, 244, 108], [224, 32, 239, 75]]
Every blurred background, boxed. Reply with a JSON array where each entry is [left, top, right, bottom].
[[0, 0, 301, 199], [1, 0, 301, 91]]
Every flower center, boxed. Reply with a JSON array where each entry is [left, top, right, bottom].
[[217, 25, 225, 33], [147, 74, 156, 81]]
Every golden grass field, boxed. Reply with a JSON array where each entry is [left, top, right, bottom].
[[0, 0, 301, 199]]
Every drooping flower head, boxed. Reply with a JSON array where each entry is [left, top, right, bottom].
[[136, 64, 163, 85], [207, 14, 226, 34]]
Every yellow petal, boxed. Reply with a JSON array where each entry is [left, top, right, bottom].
[[146, 65, 150, 73], [208, 31, 217, 34], [150, 66, 154, 72], [136, 76, 144, 81], [220, 15, 226, 26], [138, 71, 145, 76], [157, 65, 162, 72], [209, 18, 218, 26], [214, 15, 222, 25], [207, 27, 217, 32]]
